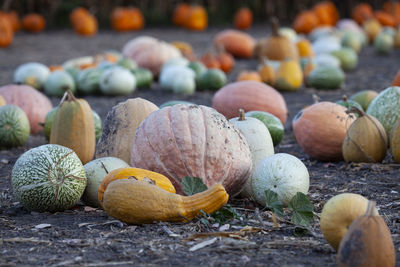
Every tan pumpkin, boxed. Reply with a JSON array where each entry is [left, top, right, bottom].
[[103, 179, 229, 224], [237, 71, 262, 82], [0, 84, 52, 134], [212, 81, 288, 124], [292, 102, 355, 161], [337, 201, 395, 266], [254, 18, 299, 61], [213, 29, 255, 58], [258, 59, 276, 85], [50, 91, 95, 164], [98, 167, 176, 208], [95, 98, 158, 163], [130, 104, 252, 196]]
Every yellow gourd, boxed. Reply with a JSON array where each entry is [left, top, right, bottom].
[[275, 59, 303, 91], [296, 39, 314, 58]]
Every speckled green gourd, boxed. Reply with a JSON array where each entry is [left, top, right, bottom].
[[11, 144, 86, 212], [0, 105, 30, 148], [245, 110, 284, 146], [307, 66, 345, 90], [132, 68, 153, 88], [77, 68, 102, 95]]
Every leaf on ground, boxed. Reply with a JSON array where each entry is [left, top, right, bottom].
[[288, 192, 314, 227], [211, 205, 241, 224], [182, 177, 208, 196], [264, 189, 284, 217]]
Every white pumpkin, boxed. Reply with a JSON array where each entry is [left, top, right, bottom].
[[14, 62, 50, 90], [162, 57, 189, 72], [172, 75, 196, 95], [99, 67, 136, 95], [159, 65, 195, 90], [248, 153, 309, 206], [81, 157, 129, 208]]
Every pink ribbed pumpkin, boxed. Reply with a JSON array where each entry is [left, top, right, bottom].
[[0, 84, 53, 134], [130, 104, 252, 196], [212, 81, 288, 124]]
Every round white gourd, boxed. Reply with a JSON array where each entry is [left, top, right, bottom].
[[99, 67, 136, 95], [13, 62, 50, 90], [159, 65, 195, 90], [250, 153, 309, 206]]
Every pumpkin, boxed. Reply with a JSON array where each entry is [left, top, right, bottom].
[[77, 68, 102, 95], [258, 59, 276, 85], [212, 81, 288, 124], [341, 32, 362, 54], [130, 104, 252, 196], [363, 19, 382, 43], [216, 51, 235, 73], [213, 29, 255, 58], [111, 7, 144, 31], [103, 179, 228, 224], [22, 13, 45, 33], [50, 91, 95, 164], [99, 67, 136, 95], [160, 65, 195, 90], [274, 59, 303, 92], [296, 39, 314, 58], [70, 7, 89, 26], [82, 157, 129, 208], [7, 11, 20, 31], [237, 71, 262, 82], [245, 111, 284, 147], [98, 167, 176, 208], [159, 100, 194, 109], [374, 32, 394, 54], [352, 3, 373, 25], [13, 62, 50, 90], [201, 52, 221, 69], [132, 68, 153, 88], [233, 7, 253, 30], [173, 3, 191, 26], [375, 11, 396, 27], [313, 1, 339, 26], [349, 90, 378, 111], [254, 18, 299, 61], [0, 84, 52, 134], [292, 102, 355, 161], [197, 68, 227, 91], [293, 10, 319, 34], [95, 98, 158, 163], [307, 65, 345, 90], [44, 70, 76, 97], [320, 193, 377, 251], [390, 118, 400, 162], [342, 107, 388, 163], [73, 13, 98, 36], [0, 105, 30, 148], [184, 5, 207, 31], [337, 201, 396, 267], [0, 15, 13, 47]]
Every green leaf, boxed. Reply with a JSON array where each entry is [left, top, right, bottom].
[[293, 226, 309, 237], [288, 192, 314, 227], [264, 189, 284, 217], [181, 177, 208, 196], [211, 205, 241, 224]]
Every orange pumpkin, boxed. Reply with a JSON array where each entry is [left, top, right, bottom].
[[173, 3, 191, 26], [74, 13, 98, 36], [214, 29, 255, 58], [22, 13, 46, 33], [70, 7, 89, 27], [217, 52, 235, 73], [383, 1, 400, 25], [392, 70, 400, 86], [185, 5, 207, 31], [237, 71, 262, 82], [313, 1, 339, 26], [0, 15, 13, 47], [352, 3, 374, 25], [293, 10, 319, 34], [233, 7, 253, 30], [111, 7, 144, 31], [374, 11, 396, 27], [1, 11, 20, 32], [201, 52, 221, 69]]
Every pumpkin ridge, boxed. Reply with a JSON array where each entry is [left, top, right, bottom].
[[347, 132, 377, 163], [200, 107, 208, 181], [365, 114, 388, 146]]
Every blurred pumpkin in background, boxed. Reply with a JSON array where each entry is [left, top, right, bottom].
[[374, 11, 396, 27], [184, 5, 207, 31], [111, 7, 144, 31], [0, 16, 13, 47], [352, 3, 374, 25], [313, 1, 339, 26], [293, 10, 319, 34], [22, 13, 45, 33], [172, 3, 190, 26], [233, 7, 252, 30]]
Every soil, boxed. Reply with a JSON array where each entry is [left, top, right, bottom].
[[0, 26, 399, 267]]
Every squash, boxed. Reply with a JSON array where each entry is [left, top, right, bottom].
[[77, 68, 102, 95], [197, 69, 227, 91], [22, 13, 45, 33], [258, 59, 276, 85], [111, 7, 144, 32], [103, 179, 228, 224], [132, 68, 153, 88], [161, 57, 189, 71], [233, 7, 252, 30], [374, 32, 394, 54], [160, 65, 195, 90], [390, 118, 400, 163], [331, 48, 358, 71], [99, 67, 136, 95], [243, 153, 309, 206], [184, 5, 207, 31], [13, 62, 50, 90], [237, 71, 262, 82], [278, 27, 297, 42], [172, 3, 190, 26], [0, 105, 30, 148], [293, 10, 319, 34], [117, 58, 138, 71], [81, 157, 130, 208], [337, 200, 396, 267], [312, 36, 341, 55], [302, 57, 317, 81], [50, 91, 95, 164], [342, 107, 388, 163], [213, 29, 255, 58], [245, 110, 284, 147], [349, 90, 378, 111], [296, 39, 314, 58], [320, 193, 377, 251], [375, 11, 396, 27], [44, 70, 76, 97], [352, 3, 373, 25], [187, 61, 207, 78], [292, 102, 355, 161], [341, 32, 362, 54], [363, 19, 382, 43], [307, 66, 345, 90], [0, 84, 52, 134], [11, 144, 87, 212], [170, 41, 195, 60], [216, 51, 235, 73], [274, 59, 303, 92], [98, 167, 176, 208], [172, 75, 195, 95], [212, 81, 288, 124], [130, 104, 252, 196], [314, 54, 340, 68], [73, 12, 98, 36], [201, 52, 220, 69], [95, 98, 158, 163], [0, 15, 13, 47]]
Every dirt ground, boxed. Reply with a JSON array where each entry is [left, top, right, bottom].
[[0, 26, 399, 266]]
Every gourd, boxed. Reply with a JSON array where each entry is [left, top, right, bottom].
[[375, 11, 395, 27], [81, 157, 130, 208], [258, 59, 276, 85], [213, 29, 255, 58], [331, 48, 358, 71], [341, 32, 362, 54], [44, 71, 76, 97], [160, 65, 195, 91], [296, 39, 314, 58], [233, 7, 252, 30], [172, 75, 195, 95], [111, 7, 144, 32], [216, 51, 235, 73], [11, 144, 87, 212], [99, 67, 136, 95], [50, 91, 95, 164], [292, 102, 355, 161], [117, 58, 138, 71], [320, 193, 377, 251], [187, 61, 207, 78], [0, 105, 30, 148], [245, 110, 284, 146], [77, 68, 102, 95], [337, 201, 396, 267], [132, 68, 153, 88], [130, 104, 252, 196], [336, 95, 363, 112], [170, 41, 195, 60], [349, 90, 378, 110], [274, 59, 303, 92], [236, 71, 262, 82], [197, 69, 227, 91], [314, 54, 340, 68], [307, 66, 345, 90], [0, 15, 13, 47], [312, 36, 341, 55], [374, 32, 394, 54], [0, 84, 53, 134], [22, 13, 45, 33], [102, 179, 228, 224], [13, 62, 50, 90], [313, 1, 339, 26], [390, 119, 400, 163], [278, 27, 297, 42], [98, 167, 176, 208], [212, 81, 288, 124], [342, 107, 387, 163], [363, 19, 382, 43], [73, 12, 98, 36], [95, 98, 158, 163]]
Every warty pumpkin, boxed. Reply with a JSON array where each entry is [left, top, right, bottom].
[[233, 7, 253, 30], [0, 15, 13, 47], [98, 167, 176, 208], [111, 7, 144, 31], [130, 104, 252, 196], [213, 29, 255, 58], [22, 13, 45, 33], [50, 91, 95, 164], [103, 179, 228, 224]]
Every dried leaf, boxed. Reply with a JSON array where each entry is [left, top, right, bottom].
[[34, 223, 51, 229], [189, 238, 217, 251]]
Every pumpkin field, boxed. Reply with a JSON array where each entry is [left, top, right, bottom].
[[0, 1, 400, 266]]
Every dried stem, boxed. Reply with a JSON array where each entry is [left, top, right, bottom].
[[238, 109, 245, 121], [346, 106, 365, 117]]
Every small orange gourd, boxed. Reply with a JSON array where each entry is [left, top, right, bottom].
[[237, 71, 262, 82], [201, 52, 221, 69], [73, 13, 98, 36], [102, 179, 229, 224], [233, 7, 252, 30], [216, 51, 235, 73], [22, 13, 45, 33]]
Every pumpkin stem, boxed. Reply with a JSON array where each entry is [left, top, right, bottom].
[[271, 17, 279, 36], [346, 106, 365, 117], [238, 108, 246, 121], [342, 95, 348, 102], [66, 90, 77, 102], [365, 200, 377, 216]]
